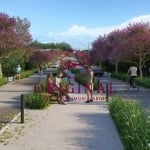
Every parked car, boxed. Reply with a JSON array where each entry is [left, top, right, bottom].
[[92, 66, 104, 77], [51, 63, 60, 68]]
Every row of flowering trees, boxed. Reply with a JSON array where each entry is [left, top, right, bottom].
[[0, 12, 32, 77], [90, 22, 150, 78], [0, 12, 32, 58], [29, 49, 74, 70], [0, 12, 75, 77], [75, 50, 91, 66]]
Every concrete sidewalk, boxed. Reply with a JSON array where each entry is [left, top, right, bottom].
[[0, 70, 124, 150], [0, 74, 41, 108], [0, 102, 124, 150]]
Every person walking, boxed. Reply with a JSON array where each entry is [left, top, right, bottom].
[[16, 64, 21, 80]]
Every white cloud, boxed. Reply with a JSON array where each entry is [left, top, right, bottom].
[[119, 15, 150, 28], [48, 25, 114, 38], [47, 15, 150, 49]]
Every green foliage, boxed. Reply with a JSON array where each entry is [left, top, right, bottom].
[[75, 72, 98, 90], [109, 96, 150, 150], [118, 61, 131, 73], [25, 93, 49, 109], [24, 61, 36, 70], [111, 72, 129, 81], [75, 72, 89, 85], [138, 78, 150, 88], [31, 40, 72, 50], [20, 69, 37, 79], [111, 72, 150, 89], [2, 52, 26, 76], [93, 77, 99, 90], [0, 77, 7, 86], [70, 68, 81, 74], [55, 42, 72, 50], [102, 60, 115, 72]]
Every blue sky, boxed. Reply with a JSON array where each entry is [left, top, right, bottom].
[[1, 0, 150, 49]]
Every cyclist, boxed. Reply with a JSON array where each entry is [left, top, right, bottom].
[[127, 64, 138, 89]]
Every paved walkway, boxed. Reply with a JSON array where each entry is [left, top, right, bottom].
[[0, 69, 150, 150], [0, 74, 40, 108], [0, 69, 124, 150], [0, 102, 124, 150]]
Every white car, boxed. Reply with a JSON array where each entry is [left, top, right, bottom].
[[51, 63, 60, 68]]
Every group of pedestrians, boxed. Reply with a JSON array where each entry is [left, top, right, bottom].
[[46, 71, 73, 105], [45, 65, 95, 105]]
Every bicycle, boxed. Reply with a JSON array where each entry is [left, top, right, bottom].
[[130, 77, 139, 91]]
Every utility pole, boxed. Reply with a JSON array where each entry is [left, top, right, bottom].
[[88, 43, 89, 51]]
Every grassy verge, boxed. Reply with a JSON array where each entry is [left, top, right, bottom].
[[111, 72, 150, 88], [0, 77, 7, 86], [20, 68, 38, 79], [0, 68, 38, 87], [109, 96, 150, 150]]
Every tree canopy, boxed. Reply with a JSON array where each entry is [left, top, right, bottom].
[[90, 22, 150, 77], [0, 12, 32, 59]]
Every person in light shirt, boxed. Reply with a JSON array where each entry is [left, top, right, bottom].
[[16, 64, 21, 80], [128, 64, 138, 88]]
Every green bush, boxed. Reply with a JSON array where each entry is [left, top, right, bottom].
[[2, 52, 26, 76], [70, 68, 80, 74], [111, 72, 129, 82], [109, 96, 150, 150], [25, 93, 49, 109], [75, 72, 98, 90], [75, 72, 89, 85], [138, 78, 150, 88], [111, 72, 150, 89], [20, 69, 38, 79], [0, 77, 7, 86]]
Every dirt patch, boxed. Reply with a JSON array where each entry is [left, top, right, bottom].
[[0, 108, 20, 130]]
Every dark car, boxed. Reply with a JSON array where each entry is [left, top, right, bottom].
[[92, 66, 104, 77]]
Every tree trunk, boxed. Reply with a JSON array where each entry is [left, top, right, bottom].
[[99, 62, 102, 68], [139, 48, 143, 79], [115, 60, 118, 73]]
